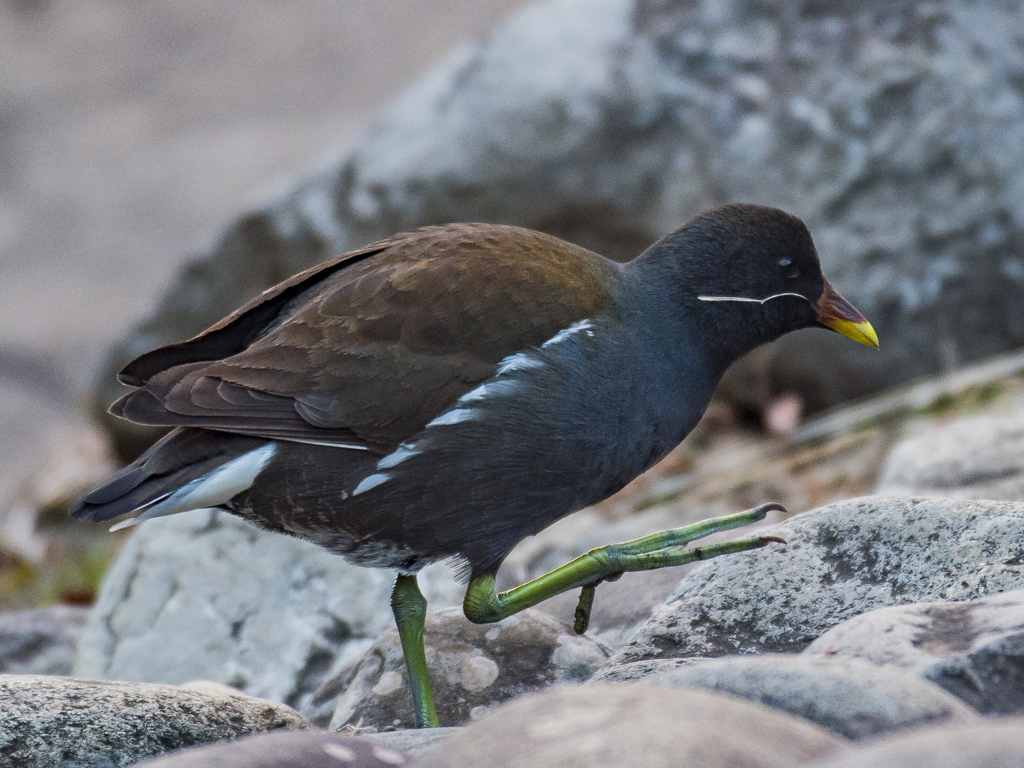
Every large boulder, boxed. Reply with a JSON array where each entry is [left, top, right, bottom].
[[620, 654, 978, 740], [876, 401, 1024, 501], [135, 731, 411, 768], [610, 497, 1024, 665], [74, 510, 464, 719], [0, 605, 89, 675], [0, 674, 308, 768], [801, 720, 1024, 768], [325, 607, 609, 730], [412, 684, 846, 768], [805, 588, 1024, 714], [94, 0, 1024, 457]]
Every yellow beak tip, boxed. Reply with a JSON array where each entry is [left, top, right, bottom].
[[830, 319, 879, 348]]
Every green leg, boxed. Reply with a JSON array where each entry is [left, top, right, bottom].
[[391, 574, 439, 728], [464, 502, 785, 631]]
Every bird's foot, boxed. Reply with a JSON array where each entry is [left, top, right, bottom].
[[465, 503, 786, 633], [570, 502, 787, 632]]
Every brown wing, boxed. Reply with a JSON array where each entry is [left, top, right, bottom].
[[112, 224, 617, 452]]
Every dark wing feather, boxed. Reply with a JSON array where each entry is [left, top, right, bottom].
[[111, 224, 617, 450], [117, 236, 404, 386]]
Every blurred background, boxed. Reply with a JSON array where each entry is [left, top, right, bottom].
[[2, 0, 1024, 621], [0, 0, 525, 605]]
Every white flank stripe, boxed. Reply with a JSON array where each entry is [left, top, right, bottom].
[[123, 443, 278, 526], [353, 472, 390, 496], [377, 443, 419, 470], [426, 408, 476, 427], [541, 319, 594, 348], [458, 379, 520, 403], [279, 437, 369, 450], [497, 353, 545, 375]]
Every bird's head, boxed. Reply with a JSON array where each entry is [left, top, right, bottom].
[[644, 204, 878, 361]]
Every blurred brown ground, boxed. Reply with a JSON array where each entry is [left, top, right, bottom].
[[0, 0, 526, 503]]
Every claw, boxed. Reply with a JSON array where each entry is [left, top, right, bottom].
[[762, 536, 787, 545], [574, 584, 597, 634]]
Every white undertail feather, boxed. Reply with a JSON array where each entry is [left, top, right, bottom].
[[109, 443, 277, 532]]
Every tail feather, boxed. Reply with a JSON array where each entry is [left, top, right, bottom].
[[70, 428, 270, 523]]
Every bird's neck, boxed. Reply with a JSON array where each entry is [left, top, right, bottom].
[[625, 252, 785, 378]]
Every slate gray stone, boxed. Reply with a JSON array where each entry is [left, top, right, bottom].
[[805, 588, 1024, 714], [95, 0, 1024, 457], [357, 728, 458, 758], [612, 497, 1024, 664], [74, 509, 464, 719], [136, 730, 409, 768], [326, 607, 609, 730], [876, 405, 1024, 501], [413, 684, 846, 768], [589, 657, 702, 683], [801, 719, 1024, 768], [0, 674, 309, 768], [0, 604, 89, 675], [634, 654, 978, 740]]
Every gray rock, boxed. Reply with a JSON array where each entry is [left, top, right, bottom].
[[96, 0, 1024, 456], [805, 588, 1024, 714], [589, 657, 703, 683], [137, 730, 409, 768], [876, 405, 1024, 501], [413, 684, 846, 768], [0, 605, 89, 675], [635, 654, 979, 740], [74, 509, 464, 719], [0, 674, 308, 768], [358, 728, 458, 757], [612, 497, 1024, 664], [801, 719, 1024, 768], [327, 607, 609, 730]]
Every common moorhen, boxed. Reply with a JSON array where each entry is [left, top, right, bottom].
[[73, 204, 877, 727]]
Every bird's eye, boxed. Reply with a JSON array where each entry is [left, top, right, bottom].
[[777, 258, 799, 279]]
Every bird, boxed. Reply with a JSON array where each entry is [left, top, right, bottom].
[[72, 204, 878, 728]]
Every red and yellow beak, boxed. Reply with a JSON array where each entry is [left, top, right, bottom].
[[813, 281, 879, 348]]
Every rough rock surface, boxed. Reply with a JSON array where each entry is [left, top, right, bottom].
[[326, 607, 609, 730], [96, 0, 1024, 455], [612, 497, 1024, 664], [413, 684, 846, 768], [136, 730, 409, 768], [74, 510, 464, 718], [876, 406, 1024, 501], [805, 588, 1024, 714], [635, 654, 978, 740], [0, 674, 308, 768], [0, 605, 89, 675], [801, 720, 1024, 768], [357, 728, 457, 757], [589, 657, 703, 683]]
